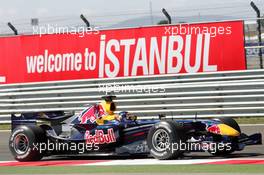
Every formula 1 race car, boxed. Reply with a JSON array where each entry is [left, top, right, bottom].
[[9, 96, 262, 161]]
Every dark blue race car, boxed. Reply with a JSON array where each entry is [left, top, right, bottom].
[[9, 96, 262, 161]]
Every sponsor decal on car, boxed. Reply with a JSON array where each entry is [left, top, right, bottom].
[[84, 128, 116, 144], [78, 104, 106, 124], [207, 124, 221, 134]]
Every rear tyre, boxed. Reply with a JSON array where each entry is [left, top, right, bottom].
[[147, 121, 185, 160], [9, 126, 46, 161]]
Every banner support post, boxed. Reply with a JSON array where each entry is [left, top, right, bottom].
[[250, 1, 263, 69], [7, 22, 18, 35], [80, 14, 90, 28], [162, 8, 172, 24]]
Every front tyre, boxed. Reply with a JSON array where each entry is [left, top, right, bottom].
[[9, 126, 46, 161], [147, 121, 185, 160]]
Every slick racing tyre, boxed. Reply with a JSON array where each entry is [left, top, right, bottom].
[[9, 126, 46, 161], [147, 121, 185, 160]]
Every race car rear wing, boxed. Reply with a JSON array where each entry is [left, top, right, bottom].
[[11, 111, 73, 131]]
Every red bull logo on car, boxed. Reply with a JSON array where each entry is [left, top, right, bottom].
[[207, 125, 221, 134], [78, 105, 106, 124], [84, 128, 116, 144]]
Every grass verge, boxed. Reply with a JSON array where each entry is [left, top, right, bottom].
[[0, 165, 264, 174], [0, 124, 10, 130], [236, 117, 264, 124]]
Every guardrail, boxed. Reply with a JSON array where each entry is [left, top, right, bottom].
[[0, 69, 264, 122]]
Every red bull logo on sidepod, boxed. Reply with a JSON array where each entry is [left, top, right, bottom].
[[84, 128, 116, 144]]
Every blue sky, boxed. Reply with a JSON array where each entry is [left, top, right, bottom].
[[0, 0, 263, 22], [0, 0, 263, 33]]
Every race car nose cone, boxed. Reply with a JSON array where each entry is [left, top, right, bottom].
[[218, 124, 240, 137]]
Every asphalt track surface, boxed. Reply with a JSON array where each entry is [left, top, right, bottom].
[[0, 125, 263, 162]]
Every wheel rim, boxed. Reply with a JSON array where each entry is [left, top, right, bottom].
[[14, 133, 29, 155], [152, 129, 170, 151]]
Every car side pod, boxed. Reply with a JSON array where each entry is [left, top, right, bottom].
[[238, 133, 262, 145]]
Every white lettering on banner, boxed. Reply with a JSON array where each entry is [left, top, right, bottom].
[[26, 50, 82, 73], [167, 35, 183, 73], [99, 35, 106, 77], [203, 34, 217, 71], [184, 34, 202, 73], [99, 34, 217, 77], [84, 48, 97, 71], [149, 36, 166, 75], [105, 39, 120, 77], [131, 38, 149, 76], [26, 34, 217, 77], [0, 76, 6, 83], [120, 39, 135, 76]]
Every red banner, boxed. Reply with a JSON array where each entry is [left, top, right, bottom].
[[0, 21, 245, 84]]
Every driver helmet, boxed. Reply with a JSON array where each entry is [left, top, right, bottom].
[[100, 95, 116, 115]]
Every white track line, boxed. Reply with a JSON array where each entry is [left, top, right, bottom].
[[1, 158, 264, 166], [0, 130, 10, 132], [0, 121, 11, 124], [80, 159, 230, 166], [81, 158, 264, 166], [0, 161, 15, 163]]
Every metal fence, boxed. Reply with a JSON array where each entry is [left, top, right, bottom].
[[1, 69, 264, 123]]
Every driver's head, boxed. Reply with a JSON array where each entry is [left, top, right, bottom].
[[101, 95, 117, 115]]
